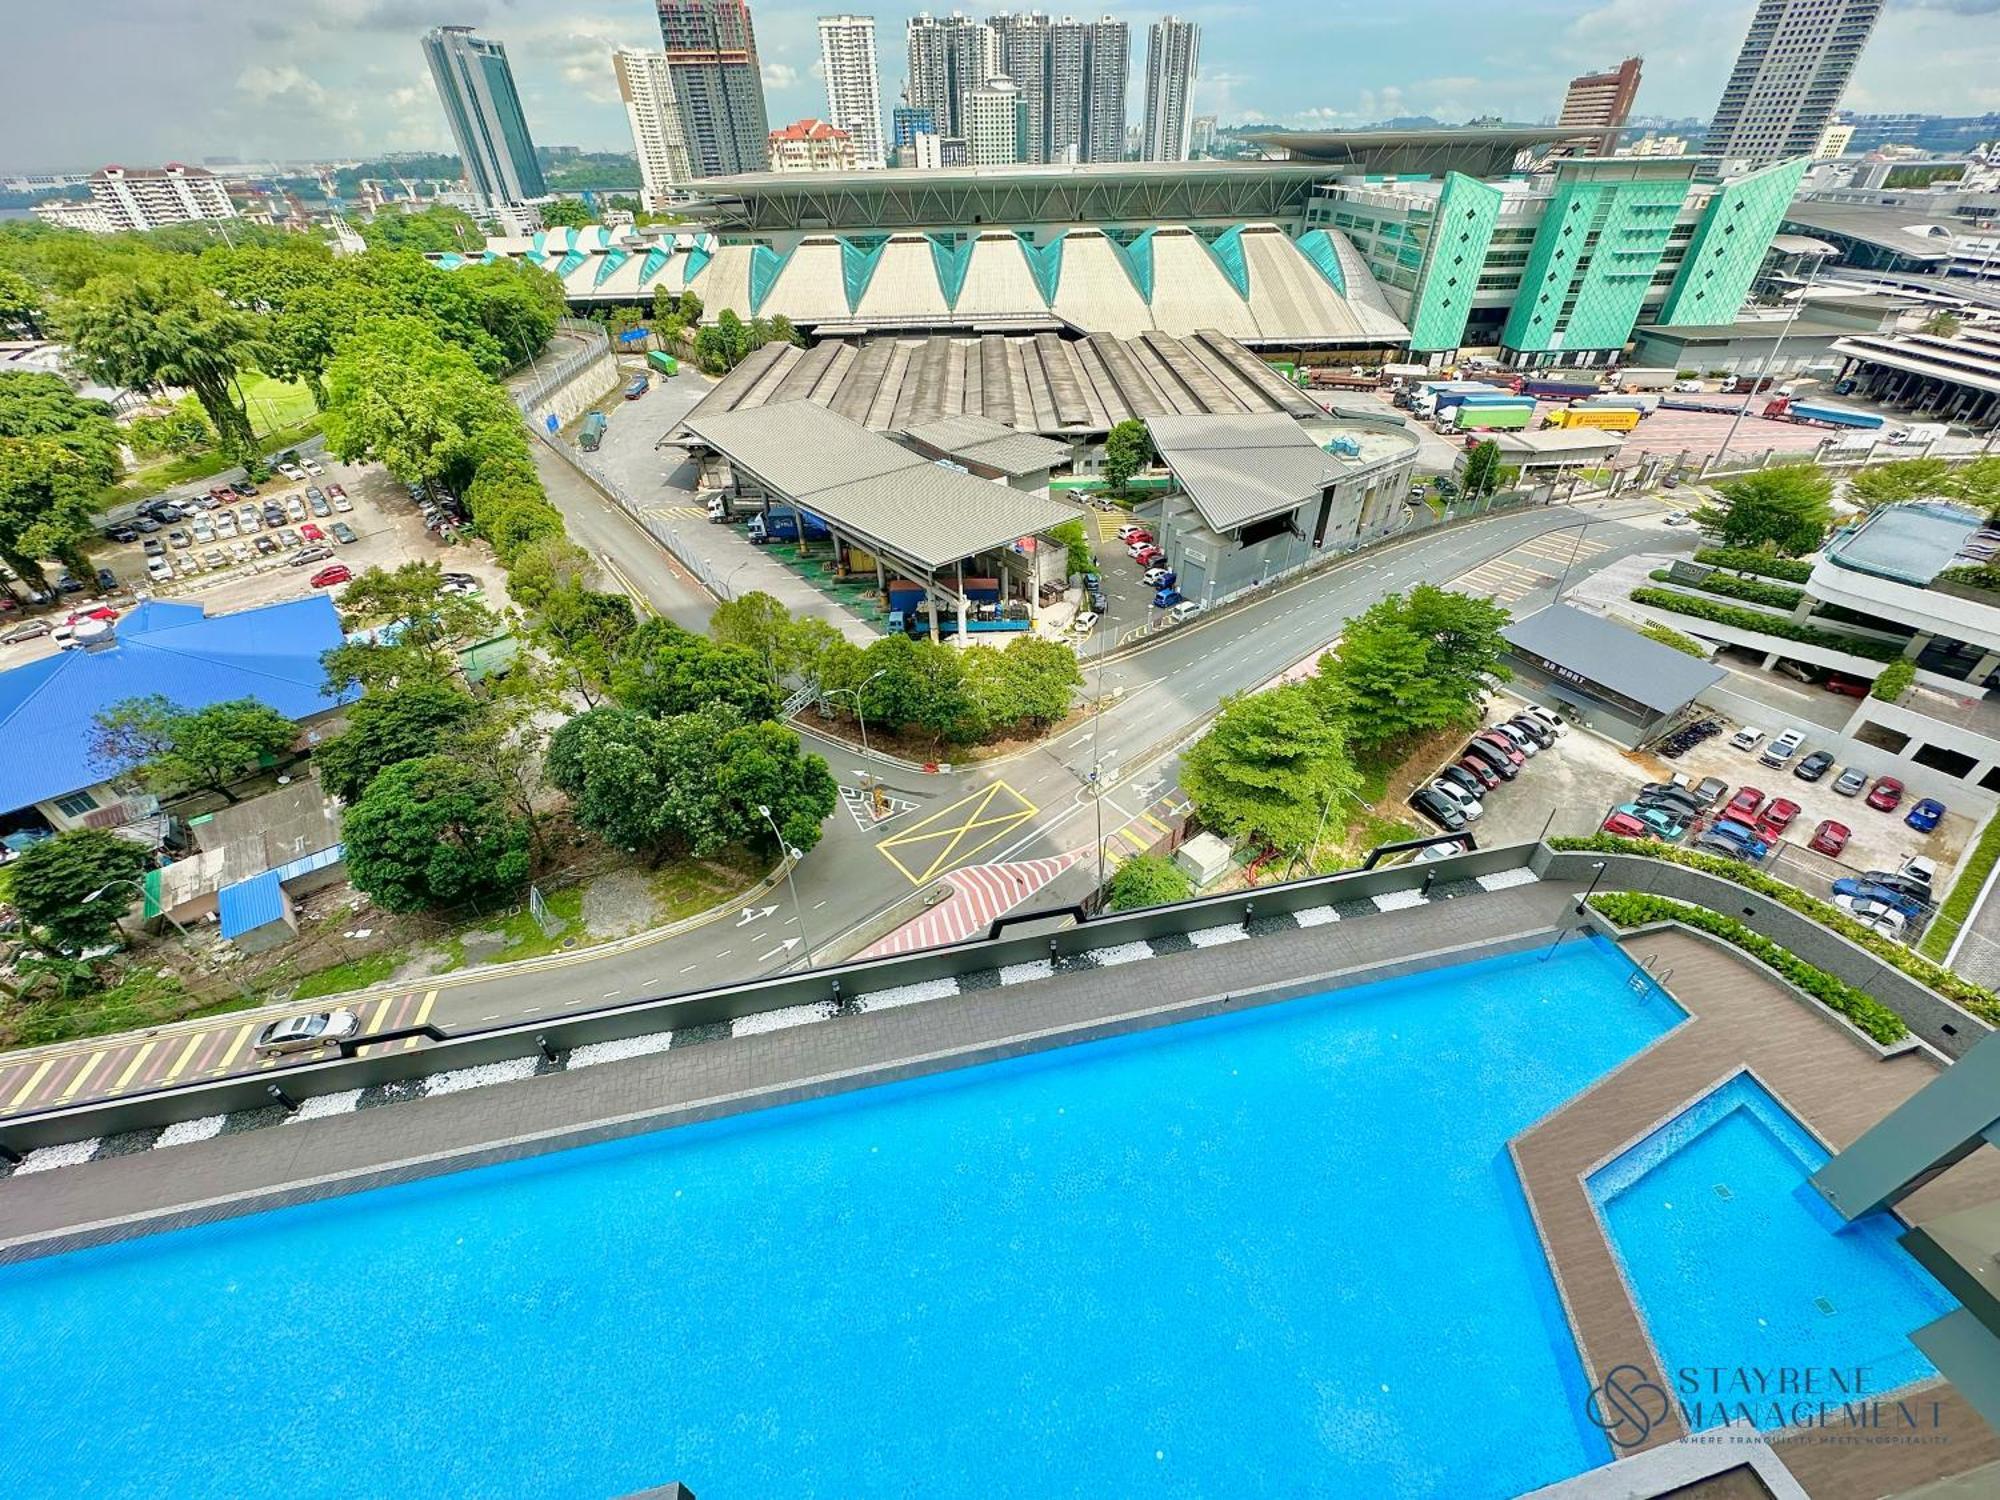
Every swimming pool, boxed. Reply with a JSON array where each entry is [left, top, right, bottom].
[[0, 940, 1680, 1499], [1590, 1073, 1955, 1432]]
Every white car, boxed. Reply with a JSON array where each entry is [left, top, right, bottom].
[[1142, 565, 1174, 586], [1167, 600, 1202, 625], [1899, 855, 1939, 888], [332, 493, 353, 512], [1115, 523, 1149, 542], [1673, 379, 1704, 393], [146, 557, 174, 583], [1520, 703, 1566, 737], [1759, 727, 1807, 769], [236, 505, 261, 531], [214, 512, 238, 539], [1429, 779, 1483, 821], [253, 1008, 359, 1056], [1492, 722, 1538, 756], [230, 540, 253, 564], [1730, 726, 1766, 752], [1664, 511, 1691, 526], [190, 521, 215, 545], [1070, 610, 1099, 637], [284, 495, 307, 521], [301, 457, 324, 477], [1833, 895, 1908, 940], [275, 463, 306, 482], [1416, 839, 1471, 862]]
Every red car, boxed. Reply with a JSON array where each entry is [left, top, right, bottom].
[[309, 565, 352, 589], [299, 522, 325, 542], [67, 606, 119, 625], [1133, 545, 1164, 568], [1456, 756, 1501, 790], [1867, 776, 1905, 811], [1725, 786, 1766, 820], [1476, 730, 1525, 765], [325, 482, 346, 499], [1761, 797, 1801, 831], [1601, 811, 1653, 838], [1808, 819, 1850, 856], [1823, 674, 1869, 698]]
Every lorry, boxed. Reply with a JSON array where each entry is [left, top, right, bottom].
[[1444, 402, 1533, 432], [1544, 406, 1641, 432], [579, 411, 607, 452], [746, 505, 832, 544], [1762, 397, 1885, 430], [1507, 376, 1603, 400], [1612, 368, 1676, 391], [1413, 380, 1509, 413], [1574, 393, 1661, 416], [647, 350, 679, 378]]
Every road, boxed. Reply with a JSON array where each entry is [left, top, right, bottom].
[[0, 491, 1676, 1120]]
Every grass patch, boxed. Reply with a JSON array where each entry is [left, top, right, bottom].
[[455, 885, 589, 967], [97, 416, 324, 508], [2, 968, 209, 1050], [651, 846, 768, 922], [291, 949, 406, 1000], [1920, 811, 2000, 962], [236, 371, 317, 433]]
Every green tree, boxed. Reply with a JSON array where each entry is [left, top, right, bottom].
[[1182, 683, 1362, 852], [1103, 418, 1151, 492], [127, 397, 215, 458], [537, 587, 638, 703], [539, 199, 597, 229], [713, 718, 839, 855], [58, 260, 264, 459], [506, 535, 596, 612], [709, 589, 798, 682], [0, 372, 121, 586], [318, 318, 524, 493], [612, 619, 781, 722], [0, 266, 42, 336], [90, 695, 298, 803], [314, 682, 479, 802], [1949, 456, 2000, 518], [1849, 457, 1956, 509], [1460, 439, 1502, 499], [321, 560, 501, 693], [854, 632, 973, 745], [1048, 518, 1096, 575], [1324, 584, 1512, 748], [8, 829, 151, 955], [676, 288, 702, 326], [1104, 852, 1195, 911], [342, 755, 531, 912], [1692, 465, 1834, 556], [970, 635, 1084, 730], [360, 205, 484, 254]]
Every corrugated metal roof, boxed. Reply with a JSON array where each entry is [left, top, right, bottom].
[[1503, 604, 1724, 716], [1147, 413, 1345, 533], [682, 401, 1082, 571], [0, 595, 357, 816], [901, 414, 1071, 476], [273, 842, 345, 883], [218, 870, 285, 939]]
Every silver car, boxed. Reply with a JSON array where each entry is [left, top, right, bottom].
[[253, 1009, 360, 1056]]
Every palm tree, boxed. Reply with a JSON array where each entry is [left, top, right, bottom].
[[1919, 309, 1962, 339], [58, 262, 267, 460]]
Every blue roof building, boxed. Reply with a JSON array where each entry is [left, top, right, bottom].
[[0, 596, 358, 825]]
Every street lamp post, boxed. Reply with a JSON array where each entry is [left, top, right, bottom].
[[758, 805, 818, 969], [1714, 251, 1829, 473], [84, 878, 255, 1004]]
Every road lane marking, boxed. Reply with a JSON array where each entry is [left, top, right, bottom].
[[57, 1051, 108, 1103], [878, 780, 1039, 885], [112, 1042, 158, 1094], [9, 1058, 59, 1109], [215, 1022, 255, 1074], [161, 1033, 207, 1085]]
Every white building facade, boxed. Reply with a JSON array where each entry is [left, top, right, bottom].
[[966, 76, 1028, 166], [818, 15, 886, 169], [86, 165, 237, 233], [906, 12, 995, 141], [1141, 16, 1200, 163], [613, 48, 694, 210]]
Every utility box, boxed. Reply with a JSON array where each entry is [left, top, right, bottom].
[[1174, 832, 1232, 887]]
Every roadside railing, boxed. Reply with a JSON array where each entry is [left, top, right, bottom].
[[529, 428, 731, 600]]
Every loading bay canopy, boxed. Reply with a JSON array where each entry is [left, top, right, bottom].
[[677, 400, 1083, 576]]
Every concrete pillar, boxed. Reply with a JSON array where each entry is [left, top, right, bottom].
[[1903, 630, 1933, 663], [1971, 651, 2000, 687], [956, 559, 968, 641], [1761, 650, 1782, 670], [1790, 595, 1815, 624]]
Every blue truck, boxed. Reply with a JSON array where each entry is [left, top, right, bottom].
[[746, 505, 831, 544], [1765, 397, 1885, 431]]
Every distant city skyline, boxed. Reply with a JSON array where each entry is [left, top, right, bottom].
[[4, 1, 1998, 172]]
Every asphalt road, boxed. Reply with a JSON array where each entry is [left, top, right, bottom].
[[0, 490, 1676, 1119]]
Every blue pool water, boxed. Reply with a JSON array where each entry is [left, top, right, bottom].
[[1590, 1073, 1955, 1431], [0, 941, 1681, 1499]]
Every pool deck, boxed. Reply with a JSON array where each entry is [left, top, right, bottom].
[[1514, 927, 2000, 1498]]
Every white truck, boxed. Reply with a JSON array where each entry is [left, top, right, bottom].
[[1614, 367, 1677, 392], [1888, 422, 1947, 447]]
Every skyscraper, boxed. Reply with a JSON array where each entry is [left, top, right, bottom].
[[1189, 114, 1217, 158], [1050, 15, 1127, 165], [989, 13, 1050, 163], [818, 15, 886, 168], [966, 76, 1028, 165], [421, 26, 547, 207], [613, 49, 694, 209], [1702, 0, 1884, 166], [906, 12, 994, 141], [1555, 56, 1642, 157], [1141, 16, 1199, 163], [655, 0, 772, 177]]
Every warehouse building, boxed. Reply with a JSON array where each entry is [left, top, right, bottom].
[[1501, 604, 1725, 747], [1827, 324, 2000, 427]]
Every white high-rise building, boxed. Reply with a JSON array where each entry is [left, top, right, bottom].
[[1141, 15, 1199, 163], [613, 49, 693, 210], [906, 12, 995, 141], [1702, 0, 1884, 166], [1048, 15, 1127, 165], [966, 76, 1027, 166], [86, 164, 238, 234], [818, 15, 886, 169], [989, 13, 1051, 163]]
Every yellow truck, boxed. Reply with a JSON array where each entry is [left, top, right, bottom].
[[1545, 405, 1641, 432]]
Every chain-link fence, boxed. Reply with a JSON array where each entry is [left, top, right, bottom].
[[511, 317, 615, 415]]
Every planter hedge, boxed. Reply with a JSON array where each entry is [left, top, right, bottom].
[[1628, 588, 1904, 662], [1920, 811, 2000, 962], [1589, 892, 1908, 1043], [1553, 834, 2000, 1023], [1692, 547, 1814, 584], [1871, 659, 1915, 703], [1648, 568, 1805, 611]]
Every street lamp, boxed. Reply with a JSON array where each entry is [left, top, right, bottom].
[[824, 668, 888, 757], [84, 878, 255, 1004], [1714, 250, 1829, 473], [758, 804, 818, 969]]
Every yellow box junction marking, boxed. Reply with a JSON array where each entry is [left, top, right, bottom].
[[878, 780, 1039, 885]]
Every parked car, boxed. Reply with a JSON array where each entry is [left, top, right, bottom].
[[214, 513, 238, 539], [1415, 840, 1470, 863], [1520, 703, 1566, 737], [201, 548, 225, 569], [1456, 755, 1502, 791], [1460, 740, 1519, 781], [310, 494, 331, 518], [103, 525, 137, 544], [94, 567, 117, 591], [1491, 722, 1539, 757], [1611, 802, 1689, 839], [1725, 786, 1766, 820], [330, 521, 358, 545], [1167, 600, 1202, 625], [1069, 611, 1099, 637], [1115, 523, 1151, 542], [1507, 715, 1555, 749], [325, 482, 346, 500], [290, 545, 334, 567], [305, 485, 323, 503], [237, 505, 261, 531], [1429, 779, 1482, 821], [1793, 750, 1835, 782], [1906, 797, 1946, 832], [1410, 785, 1467, 832], [332, 492, 353, 513], [1601, 811, 1655, 839], [145, 557, 174, 582], [229, 478, 259, 497], [1438, 765, 1487, 802], [262, 505, 285, 527], [284, 495, 307, 521], [276, 528, 300, 549], [1867, 776, 1906, 812], [190, 521, 215, 545], [1692, 776, 1728, 806], [1823, 674, 1870, 698], [1807, 820, 1850, 857], [1474, 730, 1525, 766], [1142, 566, 1175, 587], [1900, 855, 1939, 888], [230, 541, 253, 564], [309, 565, 353, 589], [1153, 586, 1184, 610], [1697, 822, 1770, 861], [166, 529, 191, 549], [275, 462, 306, 482], [1761, 797, 1802, 831], [299, 523, 325, 543], [253, 535, 278, 556], [142, 537, 165, 557], [1132, 546, 1165, 569], [1759, 728, 1806, 769], [1833, 896, 1909, 939], [3, 620, 51, 643], [1856, 870, 1933, 904], [1730, 726, 1765, 752], [301, 456, 324, 477], [1832, 767, 1869, 798]]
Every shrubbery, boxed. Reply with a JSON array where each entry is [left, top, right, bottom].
[[1628, 588, 1903, 661], [1588, 891, 1907, 1043], [1647, 567, 1804, 611], [1870, 659, 1914, 702], [1692, 547, 1813, 584]]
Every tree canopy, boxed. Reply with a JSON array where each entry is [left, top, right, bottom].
[[8, 829, 152, 955], [1104, 852, 1194, 912], [1693, 465, 1834, 556], [90, 695, 298, 803], [1324, 584, 1512, 748], [1103, 418, 1151, 492], [360, 205, 485, 254], [612, 619, 781, 723], [315, 682, 480, 802], [538, 199, 597, 229], [342, 755, 532, 913], [0, 372, 122, 587], [321, 560, 502, 694], [1182, 682, 1361, 852]]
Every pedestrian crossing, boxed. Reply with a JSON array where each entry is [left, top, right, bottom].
[[1099, 786, 1193, 872], [1451, 532, 1609, 604], [658, 504, 706, 522]]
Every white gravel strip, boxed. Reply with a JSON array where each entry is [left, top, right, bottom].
[[854, 977, 960, 1013], [155, 1115, 228, 1148], [422, 1056, 540, 1097], [14, 1139, 100, 1174], [567, 1031, 677, 1069], [732, 1002, 836, 1037], [285, 1088, 365, 1123], [1293, 905, 1340, 927], [1477, 867, 1540, 892], [999, 959, 1054, 985], [1188, 923, 1248, 947], [1373, 888, 1430, 912], [1090, 941, 1156, 967]]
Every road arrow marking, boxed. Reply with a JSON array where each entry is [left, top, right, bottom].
[[736, 905, 779, 926], [756, 938, 802, 962]]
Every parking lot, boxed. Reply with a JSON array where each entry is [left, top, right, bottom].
[[1, 454, 508, 670]]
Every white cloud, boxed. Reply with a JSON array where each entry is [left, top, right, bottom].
[[763, 62, 800, 91]]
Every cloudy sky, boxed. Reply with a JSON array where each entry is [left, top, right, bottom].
[[7, 0, 1999, 170]]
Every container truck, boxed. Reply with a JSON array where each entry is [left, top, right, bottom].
[[647, 350, 679, 377], [1507, 376, 1603, 400], [1545, 406, 1641, 432], [1762, 397, 1885, 430], [1613, 368, 1676, 391], [1450, 403, 1533, 432], [1574, 393, 1661, 415], [746, 505, 832, 544], [578, 411, 607, 452]]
